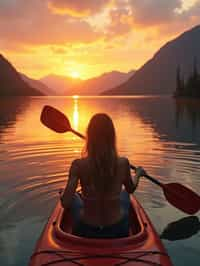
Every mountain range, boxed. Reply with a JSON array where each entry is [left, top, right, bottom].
[[39, 70, 135, 95], [70, 70, 135, 95], [1, 53, 134, 96], [1, 24, 200, 96], [39, 74, 82, 95], [20, 73, 55, 95], [103, 25, 200, 95], [0, 54, 43, 96]]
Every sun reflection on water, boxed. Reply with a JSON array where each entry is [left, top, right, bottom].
[[73, 98, 79, 131]]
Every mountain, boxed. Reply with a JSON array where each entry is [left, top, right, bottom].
[[40, 74, 82, 95], [0, 54, 43, 96], [21, 73, 55, 95], [71, 70, 135, 95], [103, 25, 200, 95], [40, 70, 135, 95]]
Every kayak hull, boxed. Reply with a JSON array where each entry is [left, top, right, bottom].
[[29, 195, 173, 266]]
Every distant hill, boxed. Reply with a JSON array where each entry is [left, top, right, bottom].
[[40, 70, 135, 95], [103, 25, 200, 95], [21, 73, 55, 95], [0, 54, 43, 96], [40, 74, 82, 95], [71, 70, 135, 95]]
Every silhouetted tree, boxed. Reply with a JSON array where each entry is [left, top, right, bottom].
[[174, 57, 200, 98], [174, 65, 184, 96]]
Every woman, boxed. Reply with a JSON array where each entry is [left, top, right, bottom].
[[60, 113, 145, 238]]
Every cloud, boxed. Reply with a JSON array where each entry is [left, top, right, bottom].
[[105, 6, 133, 38], [181, 0, 200, 18], [0, 0, 199, 52], [130, 0, 182, 26], [0, 0, 101, 50], [48, 0, 111, 17], [156, 0, 200, 37], [105, 0, 200, 41]]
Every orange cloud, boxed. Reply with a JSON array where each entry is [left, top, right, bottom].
[[48, 0, 111, 17], [0, 0, 199, 51], [0, 0, 101, 50], [105, 6, 133, 38]]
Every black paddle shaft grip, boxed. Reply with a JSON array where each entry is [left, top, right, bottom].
[[130, 164, 162, 187]]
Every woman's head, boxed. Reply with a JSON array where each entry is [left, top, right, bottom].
[[84, 113, 118, 193], [86, 113, 116, 158]]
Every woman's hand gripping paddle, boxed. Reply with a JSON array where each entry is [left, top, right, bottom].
[[40, 105, 200, 215]]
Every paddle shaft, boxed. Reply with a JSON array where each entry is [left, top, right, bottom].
[[71, 129, 85, 139]]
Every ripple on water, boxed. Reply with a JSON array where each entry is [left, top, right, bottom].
[[0, 140, 83, 227], [0, 97, 200, 266]]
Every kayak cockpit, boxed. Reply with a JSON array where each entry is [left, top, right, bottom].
[[53, 195, 148, 248], [60, 203, 141, 236]]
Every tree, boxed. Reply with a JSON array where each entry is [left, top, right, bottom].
[[175, 65, 184, 96], [175, 57, 200, 98]]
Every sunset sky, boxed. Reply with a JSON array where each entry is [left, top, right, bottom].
[[0, 0, 199, 79]]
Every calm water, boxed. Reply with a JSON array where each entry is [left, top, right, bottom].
[[0, 96, 200, 266]]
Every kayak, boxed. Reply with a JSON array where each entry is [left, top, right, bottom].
[[29, 195, 173, 266]]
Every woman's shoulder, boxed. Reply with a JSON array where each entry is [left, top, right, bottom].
[[117, 157, 130, 171], [71, 157, 89, 168], [70, 158, 91, 178], [117, 156, 129, 165]]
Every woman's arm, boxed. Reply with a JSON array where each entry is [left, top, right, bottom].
[[123, 159, 146, 193], [123, 158, 136, 193], [60, 159, 79, 209]]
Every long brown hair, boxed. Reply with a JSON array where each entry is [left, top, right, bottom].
[[84, 113, 118, 193]]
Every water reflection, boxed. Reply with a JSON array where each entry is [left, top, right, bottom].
[[73, 97, 79, 131], [0, 97, 30, 141], [175, 99, 200, 143], [120, 96, 200, 144], [161, 216, 200, 241], [0, 96, 200, 266]]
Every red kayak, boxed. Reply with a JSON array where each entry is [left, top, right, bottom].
[[29, 195, 173, 266]]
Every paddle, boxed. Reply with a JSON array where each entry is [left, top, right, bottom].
[[160, 216, 200, 241], [40, 105, 200, 215]]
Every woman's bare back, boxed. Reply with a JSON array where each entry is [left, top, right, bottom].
[[76, 157, 135, 226]]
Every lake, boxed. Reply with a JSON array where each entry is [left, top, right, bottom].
[[0, 96, 199, 266]]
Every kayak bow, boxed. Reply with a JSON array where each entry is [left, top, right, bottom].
[[29, 195, 173, 266]]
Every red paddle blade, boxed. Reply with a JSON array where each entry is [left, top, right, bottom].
[[163, 183, 200, 215], [40, 105, 71, 133]]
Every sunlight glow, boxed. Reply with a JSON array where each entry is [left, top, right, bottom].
[[73, 98, 79, 130], [72, 95, 79, 99], [70, 71, 80, 79]]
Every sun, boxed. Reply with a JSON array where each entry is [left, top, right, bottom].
[[70, 71, 80, 79]]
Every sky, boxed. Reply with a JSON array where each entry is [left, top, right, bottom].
[[0, 0, 199, 79]]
